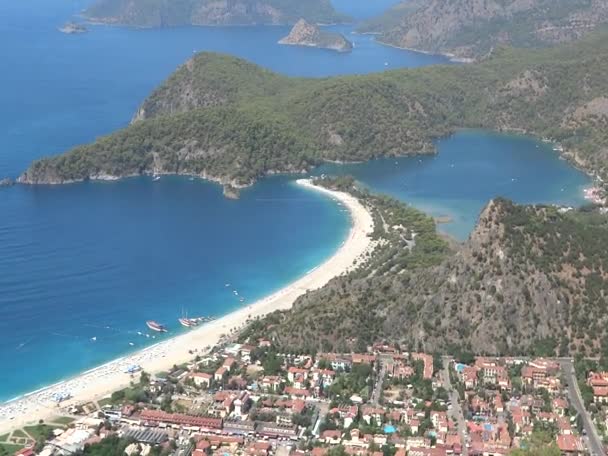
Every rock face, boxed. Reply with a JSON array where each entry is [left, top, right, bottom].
[[279, 19, 352, 53], [59, 22, 88, 34], [222, 184, 241, 199], [84, 0, 346, 27], [360, 0, 608, 60]]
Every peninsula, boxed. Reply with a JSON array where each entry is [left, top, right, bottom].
[[279, 19, 353, 53], [359, 0, 608, 61], [83, 0, 348, 27], [19, 30, 608, 190]]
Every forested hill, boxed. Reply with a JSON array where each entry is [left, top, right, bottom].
[[20, 31, 608, 189], [359, 0, 608, 61], [83, 0, 347, 27], [240, 178, 608, 358]]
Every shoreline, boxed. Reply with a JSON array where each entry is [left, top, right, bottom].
[[0, 178, 375, 435]]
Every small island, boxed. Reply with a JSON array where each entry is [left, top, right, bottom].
[[0, 177, 14, 187], [279, 19, 353, 53], [59, 22, 88, 34]]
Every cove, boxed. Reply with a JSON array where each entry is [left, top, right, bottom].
[[314, 130, 592, 240]]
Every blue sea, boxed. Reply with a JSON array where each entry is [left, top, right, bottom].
[[0, 0, 591, 402]]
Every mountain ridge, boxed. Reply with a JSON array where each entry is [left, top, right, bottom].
[[18, 31, 608, 191], [359, 0, 608, 61], [83, 0, 349, 27], [241, 179, 608, 358]]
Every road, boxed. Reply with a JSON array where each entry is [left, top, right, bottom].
[[442, 357, 468, 456], [560, 359, 605, 456], [371, 359, 387, 405]]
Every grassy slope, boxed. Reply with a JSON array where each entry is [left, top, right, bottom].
[[21, 30, 608, 186]]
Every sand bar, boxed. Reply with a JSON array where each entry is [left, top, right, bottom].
[[0, 179, 374, 434]]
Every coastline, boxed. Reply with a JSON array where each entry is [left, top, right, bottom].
[[0, 178, 375, 434], [362, 34, 474, 63]]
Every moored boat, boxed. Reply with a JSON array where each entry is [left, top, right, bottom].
[[146, 320, 167, 332], [178, 317, 198, 328]]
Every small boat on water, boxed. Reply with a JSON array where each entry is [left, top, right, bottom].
[[179, 317, 199, 328], [146, 320, 167, 332]]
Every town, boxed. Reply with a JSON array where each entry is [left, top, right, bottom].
[[2, 339, 607, 456]]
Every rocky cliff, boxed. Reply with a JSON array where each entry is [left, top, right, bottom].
[[360, 0, 608, 60], [84, 0, 347, 27], [279, 19, 352, 53]]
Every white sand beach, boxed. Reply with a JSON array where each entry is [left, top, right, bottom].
[[0, 179, 375, 434]]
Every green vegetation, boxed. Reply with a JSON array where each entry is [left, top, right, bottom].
[[0, 443, 23, 455], [359, 0, 608, 60], [22, 30, 608, 189], [110, 385, 149, 404], [78, 436, 133, 455], [240, 177, 450, 353], [328, 363, 373, 401], [240, 180, 608, 356], [50, 416, 75, 425], [511, 431, 560, 456], [84, 0, 347, 27]]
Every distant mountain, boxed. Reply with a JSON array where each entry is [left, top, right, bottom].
[[83, 0, 348, 27], [19, 31, 608, 191], [279, 19, 352, 53], [241, 180, 608, 358], [359, 0, 608, 61]]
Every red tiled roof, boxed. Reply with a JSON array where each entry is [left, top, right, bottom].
[[557, 434, 584, 452], [192, 372, 213, 379], [139, 410, 222, 429]]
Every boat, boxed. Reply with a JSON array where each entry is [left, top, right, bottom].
[[179, 317, 198, 328], [153, 175, 161, 181], [146, 320, 167, 332]]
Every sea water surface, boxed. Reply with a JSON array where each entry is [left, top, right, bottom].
[[315, 130, 591, 239], [0, 0, 591, 402]]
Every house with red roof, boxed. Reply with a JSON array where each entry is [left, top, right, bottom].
[[215, 366, 228, 382], [191, 372, 213, 388], [556, 434, 585, 454], [322, 430, 342, 445]]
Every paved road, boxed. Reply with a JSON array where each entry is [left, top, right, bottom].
[[371, 359, 387, 405], [560, 360, 605, 456], [441, 358, 468, 456]]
